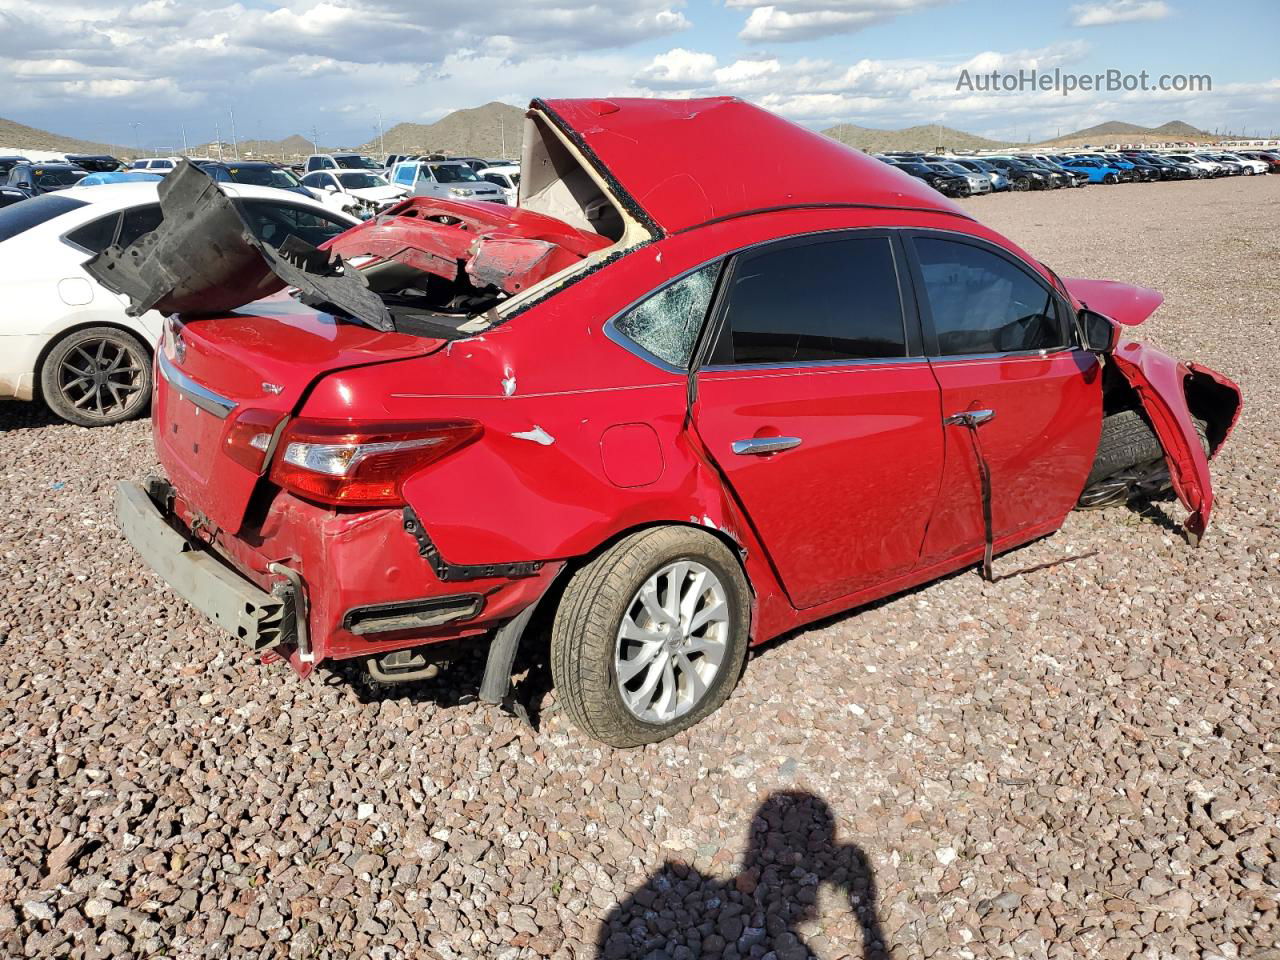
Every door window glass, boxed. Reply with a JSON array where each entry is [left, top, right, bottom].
[[717, 236, 907, 364], [915, 237, 1065, 355]]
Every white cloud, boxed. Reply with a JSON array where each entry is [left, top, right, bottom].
[[632, 41, 1277, 142], [725, 0, 951, 43], [1069, 0, 1171, 27]]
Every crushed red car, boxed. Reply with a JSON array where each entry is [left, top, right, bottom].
[[95, 97, 1242, 747]]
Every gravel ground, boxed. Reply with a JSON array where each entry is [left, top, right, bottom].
[[1, 176, 1277, 960]]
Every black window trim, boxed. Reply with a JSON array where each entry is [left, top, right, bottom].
[[698, 228, 925, 372], [60, 210, 123, 255], [604, 227, 932, 375], [901, 227, 1079, 361]]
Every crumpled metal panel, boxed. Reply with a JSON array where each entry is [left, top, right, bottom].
[[84, 159, 394, 331]]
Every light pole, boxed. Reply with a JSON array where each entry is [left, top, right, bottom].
[[376, 111, 385, 158], [128, 121, 143, 156]]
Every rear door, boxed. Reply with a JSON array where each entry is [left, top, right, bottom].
[[693, 231, 944, 609], [905, 232, 1101, 564]]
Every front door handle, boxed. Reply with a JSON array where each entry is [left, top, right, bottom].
[[732, 436, 803, 456], [944, 409, 995, 427]]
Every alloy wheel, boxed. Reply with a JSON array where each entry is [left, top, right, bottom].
[[56, 336, 147, 422], [614, 560, 730, 724]]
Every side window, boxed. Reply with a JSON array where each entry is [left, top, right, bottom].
[[154, 160, 173, 170], [914, 237, 1065, 356], [65, 213, 121, 253], [118, 204, 164, 248], [613, 261, 721, 369], [301, 173, 323, 188], [393, 165, 414, 186], [715, 236, 907, 365]]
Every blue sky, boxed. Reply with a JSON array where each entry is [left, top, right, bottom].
[[1, 0, 1275, 150]]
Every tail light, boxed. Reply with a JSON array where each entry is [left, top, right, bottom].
[[269, 418, 481, 507], [225, 408, 289, 474]]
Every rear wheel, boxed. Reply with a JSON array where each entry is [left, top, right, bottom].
[[40, 326, 152, 427], [1103, 173, 1118, 184], [551, 526, 750, 747]]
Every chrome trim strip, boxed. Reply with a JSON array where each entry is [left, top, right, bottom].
[[157, 351, 236, 419]]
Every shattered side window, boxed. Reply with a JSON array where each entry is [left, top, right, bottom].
[[614, 261, 720, 369]]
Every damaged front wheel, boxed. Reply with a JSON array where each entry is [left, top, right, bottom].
[[1079, 409, 1209, 508]]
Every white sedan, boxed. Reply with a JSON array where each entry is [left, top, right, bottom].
[[300, 170, 408, 218], [0, 182, 359, 426]]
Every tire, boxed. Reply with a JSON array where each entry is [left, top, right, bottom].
[[40, 326, 152, 427], [1103, 173, 1118, 184], [551, 526, 751, 747], [1012, 178, 1030, 192], [1085, 409, 1210, 487]]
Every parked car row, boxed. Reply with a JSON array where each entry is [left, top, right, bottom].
[[876, 147, 1277, 197]]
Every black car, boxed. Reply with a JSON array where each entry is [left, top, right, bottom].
[[65, 154, 123, 173], [1014, 157, 1073, 188], [892, 160, 971, 197], [194, 160, 314, 197], [981, 157, 1051, 191], [1111, 154, 1163, 182], [0, 155, 30, 178], [0, 162, 87, 208]]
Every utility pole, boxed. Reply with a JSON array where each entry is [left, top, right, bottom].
[[128, 121, 143, 156], [376, 111, 385, 158], [214, 120, 223, 161], [180, 123, 188, 156], [229, 109, 239, 160], [311, 125, 320, 153], [500, 116, 506, 158]]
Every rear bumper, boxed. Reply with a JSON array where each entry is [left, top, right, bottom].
[[119, 476, 564, 674], [116, 479, 299, 652]]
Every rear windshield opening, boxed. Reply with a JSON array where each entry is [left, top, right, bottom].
[[519, 113, 626, 243]]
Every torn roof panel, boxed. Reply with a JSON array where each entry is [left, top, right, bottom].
[[534, 97, 973, 235]]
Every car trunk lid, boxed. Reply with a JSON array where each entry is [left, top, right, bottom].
[[155, 296, 442, 533]]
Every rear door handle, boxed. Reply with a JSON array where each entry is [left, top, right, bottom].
[[732, 436, 802, 456], [944, 409, 995, 427]]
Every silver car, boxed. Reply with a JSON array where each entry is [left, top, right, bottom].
[[927, 160, 992, 194], [388, 160, 506, 203]]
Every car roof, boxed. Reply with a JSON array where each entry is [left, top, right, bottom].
[[482, 164, 519, 174], [536, 97, 967, 233], [57, 181, 358, 219]]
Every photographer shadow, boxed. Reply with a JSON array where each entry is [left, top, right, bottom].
[[596, 790, 890, 959]]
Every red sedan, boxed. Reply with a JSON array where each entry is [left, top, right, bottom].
[[100, 98, 1241, 746]]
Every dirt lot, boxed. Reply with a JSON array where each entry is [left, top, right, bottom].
[[1, 176, 1277, 960]]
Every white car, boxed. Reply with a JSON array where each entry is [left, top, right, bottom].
[[300, 170, 408, 218], [1166, 154, 1225, 177], [1220, 152, 1268, 175], [128, 157, 183, 174], [0, 182, 360, 426], [478, 164, 520, 204], [388, 160, 507, 203]]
